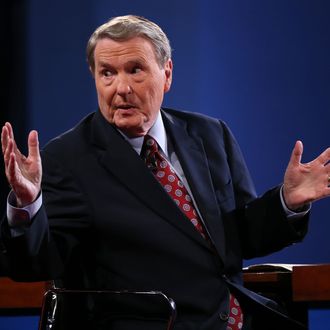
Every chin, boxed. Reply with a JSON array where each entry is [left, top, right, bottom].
[[117, 116, 150, 132]]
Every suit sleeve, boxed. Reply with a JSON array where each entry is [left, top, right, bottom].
[[0, 148, 91, 281], [220, 121, 309, 259]]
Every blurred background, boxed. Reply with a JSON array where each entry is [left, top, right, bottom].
[[1, 0, 329, 328]]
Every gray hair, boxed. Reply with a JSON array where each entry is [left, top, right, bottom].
[[87, 15, 172, 72]]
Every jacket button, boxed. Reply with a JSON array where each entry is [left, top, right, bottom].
[[219, 312, 229, 321]]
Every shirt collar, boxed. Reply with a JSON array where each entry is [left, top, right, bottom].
[[118, 111, 168, 156]]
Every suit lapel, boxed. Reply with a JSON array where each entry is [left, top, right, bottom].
[[90, 111, 209, 249], [162, 110, 226, 262]]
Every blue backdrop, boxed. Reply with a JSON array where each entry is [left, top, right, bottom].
[[2, 0, 329, 329]]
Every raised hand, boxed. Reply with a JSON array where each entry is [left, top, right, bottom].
[[1, 122, 42, 207], [283, 140, 330, 210]]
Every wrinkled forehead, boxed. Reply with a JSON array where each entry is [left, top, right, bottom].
[[94, 36, 161, 67]]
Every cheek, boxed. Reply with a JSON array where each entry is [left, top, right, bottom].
[[96, 85, 114, 107], [96, 87, 116, 121], [97, 84, 109, 99], [143, 79, 164, 101], [147, 84, 165, 108]]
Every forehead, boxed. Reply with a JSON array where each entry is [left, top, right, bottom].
[[94, 37, 158, 64]]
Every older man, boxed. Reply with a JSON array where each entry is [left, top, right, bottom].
[[1, 15, 330, 330]]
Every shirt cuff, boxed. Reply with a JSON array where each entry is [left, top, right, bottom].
[[7, 190, 43, 228], [280, 185, 311, 220]]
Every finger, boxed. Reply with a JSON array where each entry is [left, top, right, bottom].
[[4, 122, 14, 141], [1, 123, 13, 154], [3, 136, 23, 174], [1, 126, 8, 155], [316, 147, 330, 166], [3, 137, 14, 170], [7, 151, 20, 188], [28, 130, 40, 160], [3, 122, 21, 158], [7, 152, 25, 195], [7, 152, 16, 182], [289, 140, 303, 166]]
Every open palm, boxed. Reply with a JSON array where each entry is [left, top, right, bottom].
[[283, 141, 330, 210], [1, 122, 42, 207]]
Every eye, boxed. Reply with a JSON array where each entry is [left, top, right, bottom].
[[131, 67, 142, 74], [102, 70, 113, 77]]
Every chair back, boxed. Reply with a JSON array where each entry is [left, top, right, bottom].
[[39, 288, 177, 330]]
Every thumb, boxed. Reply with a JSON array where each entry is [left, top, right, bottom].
[[28, 130, 40, 159], [289, 140, 303, 166]]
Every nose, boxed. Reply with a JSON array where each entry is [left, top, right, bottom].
[[116, 75, 132, 97]]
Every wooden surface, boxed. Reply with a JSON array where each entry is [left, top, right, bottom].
[[243, 270, 291, 286], [1, 264, 330, 309], [0, 277, 46, 308], [243, 270, 292, 301], [292, 264, 330, 302]]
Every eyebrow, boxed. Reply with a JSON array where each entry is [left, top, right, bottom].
[[97, 59, 147, 68], [97, 61, 112, 68]]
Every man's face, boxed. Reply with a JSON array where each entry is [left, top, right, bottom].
[[93, 37, 172, 137]]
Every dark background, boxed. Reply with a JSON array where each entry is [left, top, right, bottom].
[[1, 0, 28, 216]]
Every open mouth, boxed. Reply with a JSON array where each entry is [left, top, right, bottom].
[[115, 104, 136, 110]]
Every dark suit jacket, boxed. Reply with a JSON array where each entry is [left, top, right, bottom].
[[0, 108, 308, 329]]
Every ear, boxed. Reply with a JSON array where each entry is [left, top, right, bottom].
[[89, 65, 95, 78], [163, 59, 173, 93]]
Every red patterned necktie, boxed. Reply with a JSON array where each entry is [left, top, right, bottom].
[[142, 135, 243, 330]]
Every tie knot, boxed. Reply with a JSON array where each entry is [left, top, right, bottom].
[[141, 135, 159, 170], [142, 135, 158, 156]]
